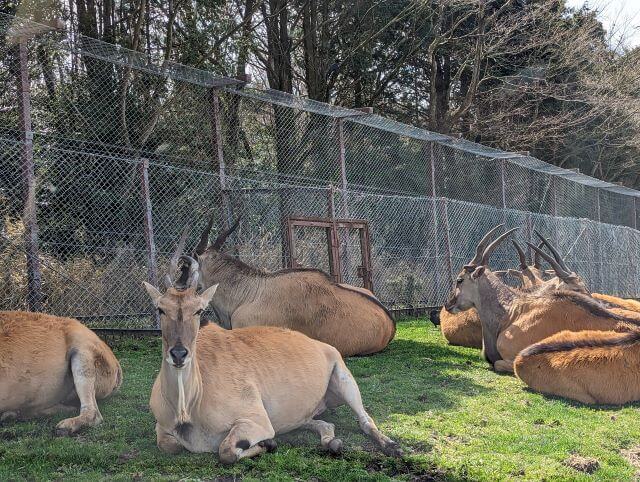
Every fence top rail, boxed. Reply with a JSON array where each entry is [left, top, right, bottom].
[[2, 12, 640, 201]]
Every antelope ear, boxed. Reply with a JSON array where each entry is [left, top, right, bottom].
[[143, 282, 162, 307], [471, 266, 485, 280], [200, 284, 219, 307]]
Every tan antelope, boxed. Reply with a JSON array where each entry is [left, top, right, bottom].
[[438, 307, 483, 348], [143, 247, 402, 464], [191, 217, 396, 357], [0, 311, 122, 435], [444, 225, 640, 373], [515, 329, 640, 405]]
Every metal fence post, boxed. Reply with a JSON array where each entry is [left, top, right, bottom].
[[138, 157, 159, 327], [500, 159, 507, 209], [336, 118, 349, 217], [430, 142, 443, 301], [336, 117, 350, 282], [15, 40, 43, 311], [634, 197, 638, 230], [209, 88, 233, 230], [442, 198, 454, 285]]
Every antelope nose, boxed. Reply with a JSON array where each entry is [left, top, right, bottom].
[[169, 345, 188, 365]]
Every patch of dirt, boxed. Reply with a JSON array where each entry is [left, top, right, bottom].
[[563, 454, 600, 474], [117, 448, 140, 464], [365, 457, 447, 481], [622, 445, 640, 472]]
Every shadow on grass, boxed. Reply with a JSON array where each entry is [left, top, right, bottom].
[[521, 386, 640, 411], [344, 337, 492, 416]]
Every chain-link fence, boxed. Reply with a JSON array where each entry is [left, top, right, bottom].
[[1, 14, 640, 329]]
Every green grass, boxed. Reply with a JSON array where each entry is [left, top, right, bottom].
[[2, 320, 640, 481]]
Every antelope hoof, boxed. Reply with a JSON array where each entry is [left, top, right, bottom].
[[259, 439, 278, 453], [328, 437, 343, 455], [54, 424, 74, 437], [382, 441, 403, 458], [218, 448, 239, 465]]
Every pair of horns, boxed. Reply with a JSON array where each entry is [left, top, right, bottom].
[[469, 224, 519, 267], [165, 227, 199, 290], [527, 231, 574, 280], [195, 214, 242, 255], [511, 240, 545, 269]]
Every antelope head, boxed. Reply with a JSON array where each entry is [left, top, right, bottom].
[[143, 229, 219, 370], [444, 224, 518, 314], [444, 224, 518, 364]]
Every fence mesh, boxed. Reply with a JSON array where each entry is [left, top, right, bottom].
[[2, 13, 640, 329]]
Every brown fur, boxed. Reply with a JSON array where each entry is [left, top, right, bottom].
[[495, 290, 640, 366], [439, 307, 482, 348], [447, 267, 640, 373], [197, 249, 395, 357], [515, 329, 640, 404], [144, 284, 401, 464], [0, 311, 122, 434], [592, 293, 640, 313]]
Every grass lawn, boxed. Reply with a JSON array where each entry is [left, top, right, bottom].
[[2, 319, 640, 481]]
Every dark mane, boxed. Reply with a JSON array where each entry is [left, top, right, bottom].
[[550, 291, 640, 326], [519, 329, 640, 357]]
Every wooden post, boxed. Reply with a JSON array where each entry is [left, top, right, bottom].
[[138, 158, 159, 327], [15, 40, 43, 311]]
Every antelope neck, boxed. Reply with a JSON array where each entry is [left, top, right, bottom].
[[160, 352, 203, 425]]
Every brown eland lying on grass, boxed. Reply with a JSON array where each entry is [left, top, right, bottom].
[[143, 249, 402, 465], [444, 225, 640, 373], [190, 217, 396, 357], [515, 328, 640, 405], [439, 307, 483, 348], [438, 239, 555, 349], [0, 311, 122, 435]]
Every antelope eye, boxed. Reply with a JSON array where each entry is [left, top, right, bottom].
[[157, 307, 165, 316], [456, 278, 463, 284], [195, 309, 203, 316]]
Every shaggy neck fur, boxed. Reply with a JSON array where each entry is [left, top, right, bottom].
[[473, 271, 517, 364], [160, 349, 203, 426]]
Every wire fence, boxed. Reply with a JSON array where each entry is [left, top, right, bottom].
[[1, 13, 640, 329]]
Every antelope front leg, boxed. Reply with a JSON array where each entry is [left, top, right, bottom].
[[218, 417, 275, 465], [156, 423, 184, 454], [55, 350, 103, 436]]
